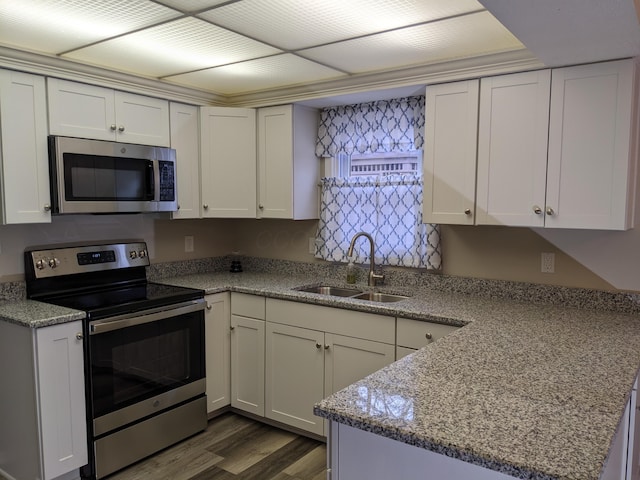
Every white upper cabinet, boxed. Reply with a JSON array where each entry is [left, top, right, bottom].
[[0, 69, 51, 224], [200, 107, 256, 218], [546, 59, 639, 230], [423, 80, 479, 225], [476, 70, 551, 227], [257, 104, 319, 219], [48, 78, 170, 146], [170, 102, 201, 219]]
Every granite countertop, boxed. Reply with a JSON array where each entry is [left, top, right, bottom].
[[2, 269, 639, 480]]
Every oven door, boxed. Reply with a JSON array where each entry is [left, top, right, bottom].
[[88, 300, 205, 436]]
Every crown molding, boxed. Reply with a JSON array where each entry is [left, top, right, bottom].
[[0, 45, 543, 108]]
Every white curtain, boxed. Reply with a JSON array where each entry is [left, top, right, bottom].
[[315, 174, 441, 270]]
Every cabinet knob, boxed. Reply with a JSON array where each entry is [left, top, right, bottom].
[[203, 204, 209, 210], [177, 204, 181, 210], [324, 344, 330, 350], [546, 206, 555, 216], [316, 342, 322, 349], [43, 204, 51, 212], [425, 332, 433, 340], [110, 124, 117, 131], [118, 125, 125, 132], [206, 303, 212, 310], [533, 205, 542, 215], [76, 332, 83, 340], [464, 209, 471, 216], [258, 204, 264, 210], [230, 325, 235, 331]]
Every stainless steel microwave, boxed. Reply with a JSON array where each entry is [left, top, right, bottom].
[[48, 136, 177, 214]]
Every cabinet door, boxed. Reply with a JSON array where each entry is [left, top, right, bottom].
[[200, 107, 256, 218], [476, 70, 551, 227], [265, 322, 324, 435], [424, 80, 479, 225], [547, 59, 638, 230], [257, 105, 294, 218], [115, 91, 170, 146], [47, 78, 116, 141], [0, 70, 51, 224], [35, 321, 87, 480], [205, 293, 230, 414], [170, 102, 201, 219], [230, 314, 265, 416], [324, 334, 395, 396]]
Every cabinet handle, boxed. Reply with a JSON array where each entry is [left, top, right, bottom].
[[76, 332, 84, 340], [324, 344, 330, 350], [464, 209, 471, 216], [258, 204, 264, 210], [43, 204, 51, 212], [230, 326, 235, 331], [206, 304, 212, 310], [110, 124, 117, 131], [203, 204, 209, 210], [118, 125, 125, 132], [425, 333, 433, 340], [316, 342, 322, 349], [533, 205, 542, 215], [546, 206, 555, 216]]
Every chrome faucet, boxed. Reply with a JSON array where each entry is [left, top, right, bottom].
[[347, 232, 385, 286]]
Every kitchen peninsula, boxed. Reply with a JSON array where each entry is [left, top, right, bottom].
[[2, 262, 640, 480]]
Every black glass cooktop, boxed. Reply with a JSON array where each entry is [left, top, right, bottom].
[[44, 282, 204, 320]]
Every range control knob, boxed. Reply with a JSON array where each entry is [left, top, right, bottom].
[[138, 249, 147, 258], [129, 250, 138, 259], [48, 258, 60, 268], [35, 259, 46, 270]]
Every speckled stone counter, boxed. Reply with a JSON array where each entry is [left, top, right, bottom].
[[3, 264, 640, 480]]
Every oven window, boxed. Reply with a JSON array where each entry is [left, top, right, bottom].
[[64, 153, 153, 201], [89, 309, 204, 418]]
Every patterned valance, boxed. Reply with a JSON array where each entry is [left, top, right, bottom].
[[315, 96, 425, 158]]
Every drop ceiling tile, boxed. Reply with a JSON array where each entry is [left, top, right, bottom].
[[0, 0, 180, 54], [154, 0, 230, 13], [301, 11, 524, 74], [198, 0, 484, 50], [64, 17, 282, 78], [165, 54, 347, 95]]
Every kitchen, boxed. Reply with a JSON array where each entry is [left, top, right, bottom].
[[1, 0, 640, 479]]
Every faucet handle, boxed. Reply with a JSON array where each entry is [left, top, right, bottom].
[[370, 271, 385, 286]]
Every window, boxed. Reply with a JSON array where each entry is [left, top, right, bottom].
[[314, 96, 441, 270]]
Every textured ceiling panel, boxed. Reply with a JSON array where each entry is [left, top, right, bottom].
[[0, 0, 180, 54], [301, 11, 523, 74], [198, 0, 484, 50], [165, 54, 346, 95], [155, 0, 231, 13], [64, 17, 282, 77]]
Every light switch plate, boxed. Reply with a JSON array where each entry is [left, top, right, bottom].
[[185, 235, 194, 253]]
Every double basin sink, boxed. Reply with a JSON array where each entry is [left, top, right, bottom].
[[295, 285, 409, 303]]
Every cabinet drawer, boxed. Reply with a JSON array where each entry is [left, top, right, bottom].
[[266, 298, 394, 344], [231, 293, 266, 319], [397, 318, 459, 350]]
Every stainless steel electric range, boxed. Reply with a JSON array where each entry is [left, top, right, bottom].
[[25, 240, 207, 479]]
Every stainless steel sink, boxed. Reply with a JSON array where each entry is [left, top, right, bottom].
[[351, 292, 409, 303], [296, 285, 363, 297]]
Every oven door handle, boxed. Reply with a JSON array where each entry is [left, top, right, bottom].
[[89, 300, 204, 335]]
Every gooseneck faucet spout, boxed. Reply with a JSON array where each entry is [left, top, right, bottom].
[[347, 232, 385, 287]]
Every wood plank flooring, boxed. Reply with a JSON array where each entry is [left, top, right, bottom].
[[108, 413, 327, 480]]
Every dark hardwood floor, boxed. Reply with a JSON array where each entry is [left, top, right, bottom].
[[108, 412, 327, 480]]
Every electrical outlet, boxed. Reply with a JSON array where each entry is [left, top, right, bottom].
[[184, 235, 194, 253], [541, 252, 555, 273], [308, 237, 316, 254]]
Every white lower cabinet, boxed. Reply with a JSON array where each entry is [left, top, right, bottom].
[[265, 299, 395, 436], [396, 317, 460, 359], [205, 292, 231, 414], [230, 293, 265, 416], [0, 320, 87, 480]]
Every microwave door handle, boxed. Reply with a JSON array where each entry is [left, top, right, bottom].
[[147, 162, 156, 200]]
